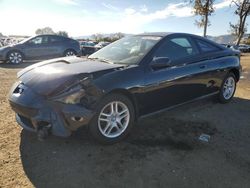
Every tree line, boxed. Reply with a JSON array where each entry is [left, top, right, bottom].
[[91, 33, 125, 42], [35, 27, 69, 37], [34, 27, 124, 42]]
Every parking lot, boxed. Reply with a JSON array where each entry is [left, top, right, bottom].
[[0, 54, 250, 188]]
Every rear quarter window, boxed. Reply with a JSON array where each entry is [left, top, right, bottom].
[[195, 39, 221, 53], [171, 38, 198, 56], [50, 36, 63, 43]]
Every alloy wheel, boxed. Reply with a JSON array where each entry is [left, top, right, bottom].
[[65, 50, 76, 56], [223, 76, 235, 100], [98, 101, 130, 138], [8, 52, 22, 64]]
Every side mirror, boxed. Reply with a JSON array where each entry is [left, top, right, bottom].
[[150, 57, 171, 70]]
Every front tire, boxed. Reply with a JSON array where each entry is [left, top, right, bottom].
[[7, 51, 23, 64], [218, 72, 237, 103], [89, 94, 135, 144]]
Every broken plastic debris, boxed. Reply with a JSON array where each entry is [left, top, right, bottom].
[[199, 134, 211, 142]]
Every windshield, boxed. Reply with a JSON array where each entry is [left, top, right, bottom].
[[88, 35, 162, 65], [18, 36, 34, 44]]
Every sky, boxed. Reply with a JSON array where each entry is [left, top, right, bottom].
[[0, 0, 248, 37]]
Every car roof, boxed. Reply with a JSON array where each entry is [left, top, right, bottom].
[[136, 32, 172, 37], [136, 32, 225, 50], [136, 32, 209, 39], [35, 34, 69, 39]]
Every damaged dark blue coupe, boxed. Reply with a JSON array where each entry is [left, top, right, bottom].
[[8, 33, 241, 144]]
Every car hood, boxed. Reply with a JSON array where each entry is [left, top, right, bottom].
[[18, 56, 124, 96], [0, 45, 11, 51], [0, 44, 23, 51]]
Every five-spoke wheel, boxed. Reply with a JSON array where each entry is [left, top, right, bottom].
[[219, 73, 237, 103], [223, 76, 235, 100], [98, 101, 130, 138], [89, 94, 135, 144]]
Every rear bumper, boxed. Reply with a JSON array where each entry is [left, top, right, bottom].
[[9, 82, 94, 137]]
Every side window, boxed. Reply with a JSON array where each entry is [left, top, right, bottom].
[[29, 36, 43, 44], [195, 39, 220, 53], [29, 36, 49, 44], [154, 37, 198, 61], [144, 40, 157, 51], [42, 36, 49, 43], [50, 36, 62, 43]]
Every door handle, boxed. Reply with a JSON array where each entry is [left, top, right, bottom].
[[200, 65, 207, 69]]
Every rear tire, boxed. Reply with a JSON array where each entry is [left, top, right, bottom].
[[89, 94, 135, 144], [218, 72, 237, 103], [7, 51, 23, 64], [64, 49, 77, 56]]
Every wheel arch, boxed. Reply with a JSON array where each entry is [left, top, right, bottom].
[[64, 48, 77, 55], [7, 49, 25, 60], [229, 68, 240, 82], [106, 89, 140, 121]]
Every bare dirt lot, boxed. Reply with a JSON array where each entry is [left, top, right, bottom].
[[0, 55, 250, 188]]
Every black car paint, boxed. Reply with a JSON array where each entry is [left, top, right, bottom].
[[8, 33, 241, 137], [0, 35, 81, 61], [81, 46, 99, 56], [17, 56, 123, 96]]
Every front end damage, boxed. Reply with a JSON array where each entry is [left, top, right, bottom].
[[8, 77, 98, 139], [8, 57, 124, 139]]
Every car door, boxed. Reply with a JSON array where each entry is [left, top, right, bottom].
[[23, 36, 52, 60], [193, 38, 226, 95], [141, 35, 209, 115], [47, 36, 65, 58]]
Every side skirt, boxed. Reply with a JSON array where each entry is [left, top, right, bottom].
[[138, 91, 219, 120]]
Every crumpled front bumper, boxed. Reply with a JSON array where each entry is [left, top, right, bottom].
[[8, 81, 94, 137]]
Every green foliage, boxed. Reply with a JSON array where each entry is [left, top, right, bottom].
[[91, 33, 125, 42], [191, 0, 215, 36], [35, 27, 55, 35], [35, 27, 69, 37], [229, 22, 248, 36], [229, 0, 250, 45], [57, 31, 69, 37], [193, 0, 215, 26]]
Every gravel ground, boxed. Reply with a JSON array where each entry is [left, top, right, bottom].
[[0, 55, 250, 188]]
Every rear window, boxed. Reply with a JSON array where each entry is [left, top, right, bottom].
[[195, 39, 220, 53]]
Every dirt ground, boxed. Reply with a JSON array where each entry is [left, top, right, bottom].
[[0, 54, 250, 188]]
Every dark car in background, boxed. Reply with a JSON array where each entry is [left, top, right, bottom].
[[95, 41, 111, 49], [0, 35, 81, 64], [220, 43, 231, 48], [238, 44, 250, 53], [80, 41, 98, 56], [8, 33, 241, 144]]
